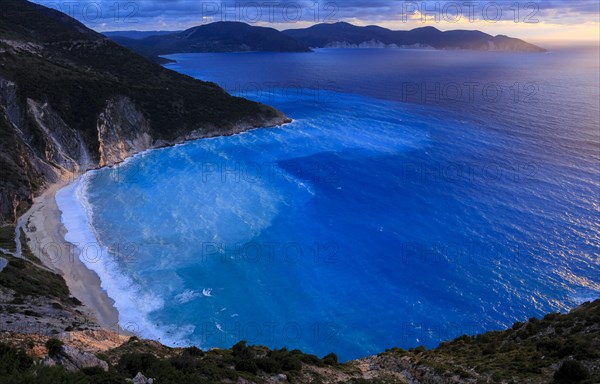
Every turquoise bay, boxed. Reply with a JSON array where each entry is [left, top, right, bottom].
[[57, 48, 599, 361]]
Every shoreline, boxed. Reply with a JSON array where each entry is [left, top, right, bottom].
[[12, 120, 294, 341], [19, 179, 123, 333]]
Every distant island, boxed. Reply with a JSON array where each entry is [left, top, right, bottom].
[[107, 22, 312, 62], [106, 21, 545, 62], [284, 22, 546, 52]]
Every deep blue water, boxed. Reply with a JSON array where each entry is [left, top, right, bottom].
[[57, 48, 599, 361]]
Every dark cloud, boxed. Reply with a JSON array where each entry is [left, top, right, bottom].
[[30, 0, 600, 30]]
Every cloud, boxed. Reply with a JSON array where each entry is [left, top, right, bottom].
[[29, 0, 599, 38]]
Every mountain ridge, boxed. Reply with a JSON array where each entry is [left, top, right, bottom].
[[110, 21, 312, 60], [107, 21, 546, 58], [283, 22, 546, 52]]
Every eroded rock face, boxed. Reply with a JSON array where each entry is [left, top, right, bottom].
[[27, 99, 92, 175], [97, 96, 153, 167], [0, 75, 288, 225], [43, 345, 109, 372]]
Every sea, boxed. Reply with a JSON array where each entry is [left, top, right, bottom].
[[56, 46, 600, 361]]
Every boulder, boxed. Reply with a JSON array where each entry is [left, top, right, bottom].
[[43, 345, 108, 372], [133, 372, 154, 384]]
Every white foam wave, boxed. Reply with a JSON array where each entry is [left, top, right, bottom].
[[56, 175, 195, 347], [175, 289, 202, 304]]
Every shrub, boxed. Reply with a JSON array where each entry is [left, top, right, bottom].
[[281, 356, 302, 371], [414, 345, 426, 354], [235, 359, 258, 374], [45, 338, 64, 356], [170, 354, 197, 371], [323, 352, 338, 365], [256, 357, 281, 373], [512, 321, 524, 330], [299, 353, 323, 366], [184, 346, 204, 357], [553, 360, 589, 383], [454, 334, 472, 344], [537, 338, 563, 355], [81, 366, 107, 376], [232, 340, 254, 360], [117, 352, 159, 376], [481, 344, 496, 355], [0, 343, 34, 373], [25, 339, 35, 350]]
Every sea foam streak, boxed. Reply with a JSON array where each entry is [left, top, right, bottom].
[[56, 174, 196, 346]]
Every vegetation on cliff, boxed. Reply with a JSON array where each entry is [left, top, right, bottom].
[[0, 300, 598, 383]]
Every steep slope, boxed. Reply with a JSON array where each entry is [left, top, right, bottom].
[[284, 22, 547, 52], [112, 21, 311, 58], [0, 0, 290, 224], [0, 299, 598, 383]]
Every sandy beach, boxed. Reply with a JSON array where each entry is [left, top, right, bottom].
[[19, 180, 121, 331]]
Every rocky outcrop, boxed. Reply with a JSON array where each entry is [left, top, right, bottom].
[[43, 345, 109, 372], [97, 96, 152, 167], [0, 78, 288, 225], [27, 99, 91, 174], [132, 372, 154, 384]]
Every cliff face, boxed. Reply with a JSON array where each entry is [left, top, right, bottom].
[[96, 96, 153, 168], [0, 0, 290, 224]]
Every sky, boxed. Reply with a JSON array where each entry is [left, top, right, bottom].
[[31, 0, 600, 43]]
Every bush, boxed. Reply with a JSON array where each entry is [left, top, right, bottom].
[[299, 353, 323, 366], [170, 354, 197, 371], [512, 321, 524, 330], [0, 343, 34, 373], [281, 356, 302, 371], [117, 352, 159, 376], [81, 366, 107, 376], [414, 345, 426, 354], [184, 346, 204, 357], [256, 357, 281, 373], [235, 359, 258, 374], [232, 340, 254, 360], [553, 360, 589, 383], [323, 352, 338, 365], [45, 338, 64, 356], [537, 338, 563, 355]]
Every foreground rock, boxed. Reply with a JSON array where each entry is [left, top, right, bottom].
[[43, 345, 108, 372], [132, 372, 154, 384]]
